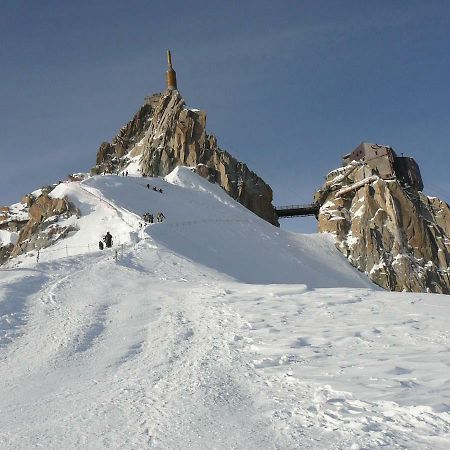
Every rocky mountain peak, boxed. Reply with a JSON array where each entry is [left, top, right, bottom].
[[92, 89, 278, 226]]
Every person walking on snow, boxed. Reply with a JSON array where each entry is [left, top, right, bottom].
[[104, 231, 113, 248]]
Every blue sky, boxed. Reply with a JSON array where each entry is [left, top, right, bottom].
[[1, 0, 449, 232]]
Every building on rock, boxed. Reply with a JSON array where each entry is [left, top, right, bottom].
[[315, 142, 450, 294], [342, 142, 423, 191]]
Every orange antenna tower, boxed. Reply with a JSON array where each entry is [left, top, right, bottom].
[[166, 50, 177, 90]]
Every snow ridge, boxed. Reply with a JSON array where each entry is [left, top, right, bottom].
[[1, 168, 450, 449]]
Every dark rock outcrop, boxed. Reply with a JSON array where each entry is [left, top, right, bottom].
[[0, 244, 13, 265], [93, 90, 278, 226]]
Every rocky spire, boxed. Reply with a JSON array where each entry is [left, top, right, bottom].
[[91, 89, 279, 226], [91, 50, 278, 225]]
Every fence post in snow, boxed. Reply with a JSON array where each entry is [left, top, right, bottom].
[[37, 250, 40, 263], [115, 249, 118, 262]]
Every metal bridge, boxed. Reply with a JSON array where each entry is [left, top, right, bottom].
[[275, 203, 319, 219]]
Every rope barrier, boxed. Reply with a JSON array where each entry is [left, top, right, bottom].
[[6, 175, 266, 266], [77, 184, 141, 229], [34, 240, 130, 264], [31, 216, 259, 262], [24, 178, 159, 264]]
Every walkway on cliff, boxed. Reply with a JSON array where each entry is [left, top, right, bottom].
[[275, 203, 319, 218]]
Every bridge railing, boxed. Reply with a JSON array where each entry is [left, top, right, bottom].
[[275, 204, 318, 211]]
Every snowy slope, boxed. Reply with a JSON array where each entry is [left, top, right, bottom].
[[1, 169, 450, 449], [24, 167, 374, 287]]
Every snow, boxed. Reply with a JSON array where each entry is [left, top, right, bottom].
[[369, 259, 387, 275], [346, 232, 359, 248], [6, 202, 29, 222], [0, 230, 18, 246], [31, 188, 43, 197], [321, 200, 335, 209], [1, 168, 450, 449], [122, 153, 143, 176], [352, 199, 366, 219]]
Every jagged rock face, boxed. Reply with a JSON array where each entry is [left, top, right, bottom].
[[12, 194, 79, 258], [93, 100, 157, 175], [0, 192, 79, 263], [93, 91, 278, 226], [316, 163, 450, 294]]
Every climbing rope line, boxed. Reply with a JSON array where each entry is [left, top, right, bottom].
[[161, 218, 259, 227], [76, 183, 143, 230], [18, 179, 159, 264], [2, 173, 271, 267], [34, 218, 260, 258]]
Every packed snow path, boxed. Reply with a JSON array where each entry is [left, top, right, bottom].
[[1, 169, 450, 449], [0, 246, 286, 448]]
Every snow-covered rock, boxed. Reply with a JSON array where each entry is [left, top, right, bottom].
[[316, 161, 450, 294], [0, 191, 79, 263]]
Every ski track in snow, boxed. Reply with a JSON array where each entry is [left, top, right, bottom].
[[0, 170, 450, 449]]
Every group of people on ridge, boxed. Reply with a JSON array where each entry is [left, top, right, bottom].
[[98, 171, 168, 251], [146, 184, 163, 193], [142, 211, 165, 224]]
